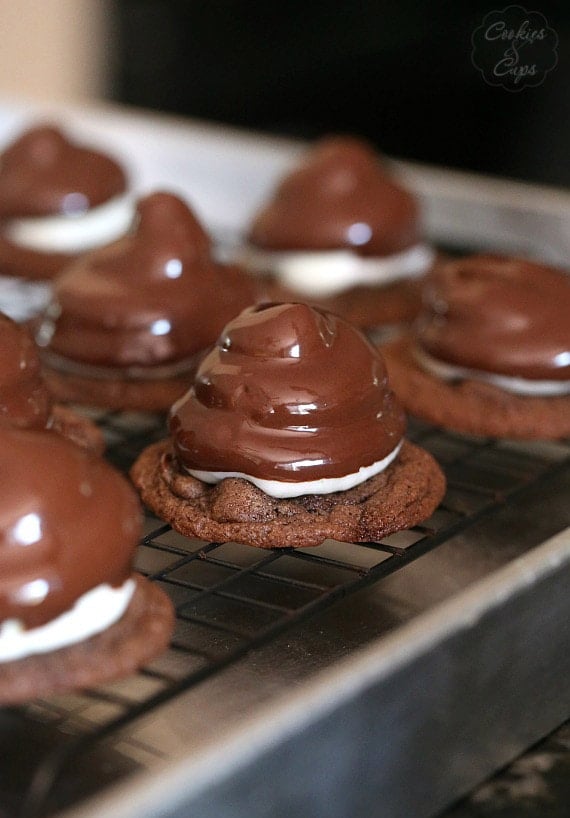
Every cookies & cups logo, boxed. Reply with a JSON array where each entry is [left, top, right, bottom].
[[471, 5, 558, 91]]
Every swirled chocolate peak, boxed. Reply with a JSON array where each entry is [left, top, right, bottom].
[[0, 427, 141, 629], [247, 136, 421, 257], [0, 312, 52, 429], [0, 124, 126, 219], [416, 255, 570, 381], [170, 302, 406, 481], [40, 192, 257, 368]]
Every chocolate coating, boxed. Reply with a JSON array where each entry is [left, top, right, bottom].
[[416, 255, 570, 381], [247, 136, 421, 257], [0, 124, 126, 219], [40, 192, 257, 368], [0, 428, 141, 629], [0, 237, 71, 280], [0, 312, 52, 429], [170, 302, 406, 481]]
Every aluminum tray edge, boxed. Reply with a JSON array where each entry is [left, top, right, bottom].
[[61, 526, 570, 818]]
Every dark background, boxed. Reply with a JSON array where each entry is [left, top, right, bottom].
[[111, 1, 570, 187]]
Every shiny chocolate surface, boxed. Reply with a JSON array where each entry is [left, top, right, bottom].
[[0, 237, 72, 280], [247, 136, 421, 256], [0, 124, 126, 219], [0, 428, 141, 628], [170, 302, 406, 481], [416, 255, 570, 381], [40, 192, 257, 368], [0, 312, 52, 429]]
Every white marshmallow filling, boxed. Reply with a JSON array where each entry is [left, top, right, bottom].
[[240, 242, 434, 298], [0, 276, 52, 322], [414, 345, 570, 397], [0, 578, 135, 663], [2, 193, 135, 254], [187, 439, 403, 499]]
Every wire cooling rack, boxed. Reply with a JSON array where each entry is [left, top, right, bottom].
[[4, 410, 570, 818]]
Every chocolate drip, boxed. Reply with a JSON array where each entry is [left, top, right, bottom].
[[416, 255, 570, 381], [247, 136, 421, 257], [170, 302, 406, 481]]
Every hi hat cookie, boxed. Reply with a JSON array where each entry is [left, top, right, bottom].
[[240, 136, 435, 329], [131, 303, 445, 549], [0, 123, 132, 322], [37, 191, 258, 411], [0, 427, 174, 705], [0, 311, 103, 453], [383, 255, 570, 439]]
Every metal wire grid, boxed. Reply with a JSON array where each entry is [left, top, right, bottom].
[[8, 411, 570, 818]]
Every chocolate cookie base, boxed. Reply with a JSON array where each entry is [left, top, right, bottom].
[[51, 404, 105, 454], [0, 574, 174, 705], [42, 366, 194, 412], [131, 440, 446, 550], [383, 337, 570, 440]]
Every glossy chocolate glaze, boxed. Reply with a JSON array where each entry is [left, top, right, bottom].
[[247, 136, 421, 257], [0, 124, 126, 219], [0, 235, 72, 280], [0, 124, 128, 280], [0, 313, 52, 430], [170, 302, 406, 481], [416, 255, 570, 381], [0, 428, 141, 628], [40, 192, 257, 368]]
